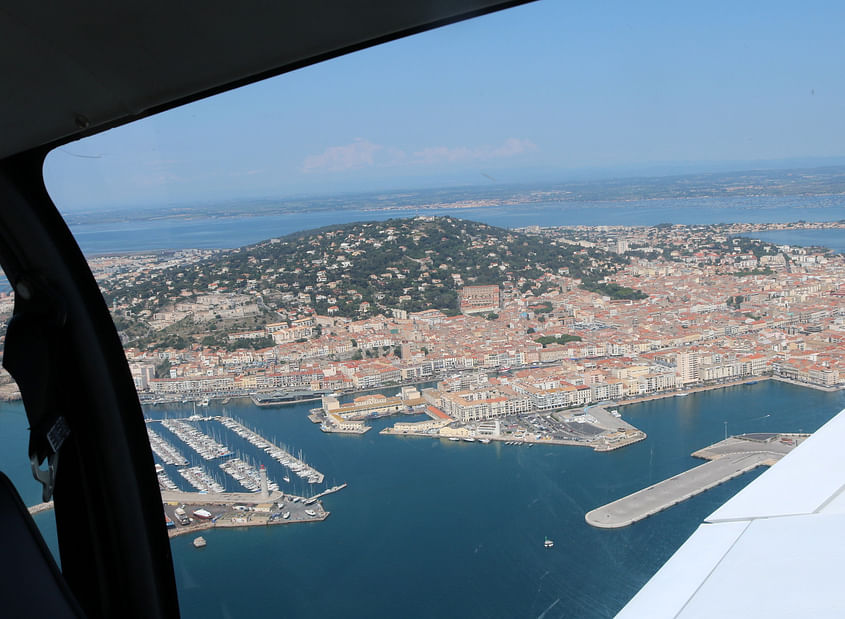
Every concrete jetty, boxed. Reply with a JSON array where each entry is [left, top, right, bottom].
[[27, 501, 54, 515], [586, 433, 806, 529], [586, 453, 771, 528]]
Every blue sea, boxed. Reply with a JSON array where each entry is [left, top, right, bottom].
[[741, 228, 845, 253], [66, 194, 845, 255], [2, 381, 843, 618]]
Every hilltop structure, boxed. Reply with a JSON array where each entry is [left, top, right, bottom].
[[459, 285, 501, 315]]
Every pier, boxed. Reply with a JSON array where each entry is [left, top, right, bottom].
[[161, 418, 231, 460], [306, 482, 348, 502], [586, 433, 807, 528], [178, 465, 225, 493], [146, 427, 188, 466]]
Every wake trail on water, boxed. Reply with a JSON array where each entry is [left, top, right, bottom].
[[537, 598, 560, 619]]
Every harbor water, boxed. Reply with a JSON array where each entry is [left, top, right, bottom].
[[1, 381, 843, 617]]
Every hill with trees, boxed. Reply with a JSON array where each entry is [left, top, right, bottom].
[[103, 217, 644, 344]]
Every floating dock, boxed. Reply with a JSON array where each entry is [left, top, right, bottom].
[[161, 418, 231, 460], [586, 433, 807, 529], [146, 427, 188, 466], [217, 416, 324, 484]]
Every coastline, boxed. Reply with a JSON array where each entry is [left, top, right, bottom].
[[618, 375, 841, 409], [616, 376, 773, 407], [137, 366, 844, 410], [769, 375, 843, 392]]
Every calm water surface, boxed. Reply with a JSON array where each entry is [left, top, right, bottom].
[[742, 228, 845, 253], [67, 194, 845, 255], [1, 381, 843, 617]]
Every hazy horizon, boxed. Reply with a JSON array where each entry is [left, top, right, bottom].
[[42, 0, 845, 213]]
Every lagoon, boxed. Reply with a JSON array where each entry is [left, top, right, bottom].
[[67, 194, 845, 256]]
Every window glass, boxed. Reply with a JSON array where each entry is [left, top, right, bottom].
[[32, 1, 845, 616], [0, 282, 60, 562]]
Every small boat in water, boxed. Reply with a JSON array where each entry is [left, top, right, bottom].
[[544, 537, 554, 549], [193, 536, 207, 548]]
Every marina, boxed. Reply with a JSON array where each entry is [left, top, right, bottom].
[[155, 464, 179, 491], [585, 433, 808, 529], [217, 416, 324, 484], [219, 458, 279, 493], [160, 418, 231, 460], [146, 426, 188, 466], [177, 466, 225, 494]]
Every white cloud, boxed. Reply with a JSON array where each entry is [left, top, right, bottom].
[[490, 137, 537, 157], [302, 138, 383, 173], [412, 138, 537, 165], [301, 137, 536, 174]]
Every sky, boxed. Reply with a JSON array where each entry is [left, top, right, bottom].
[[43, 0, 845, 212]]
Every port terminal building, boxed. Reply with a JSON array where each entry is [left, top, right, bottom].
[[321, 386, 422, 420]]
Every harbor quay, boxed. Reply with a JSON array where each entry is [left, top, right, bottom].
[[379, 402, 647, 452], [161, 489, 330, 538], [586, 433, 807, 528], [29, 487, 343, 536]]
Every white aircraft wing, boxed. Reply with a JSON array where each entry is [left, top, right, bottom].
[[617, 407, 845, 618]]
